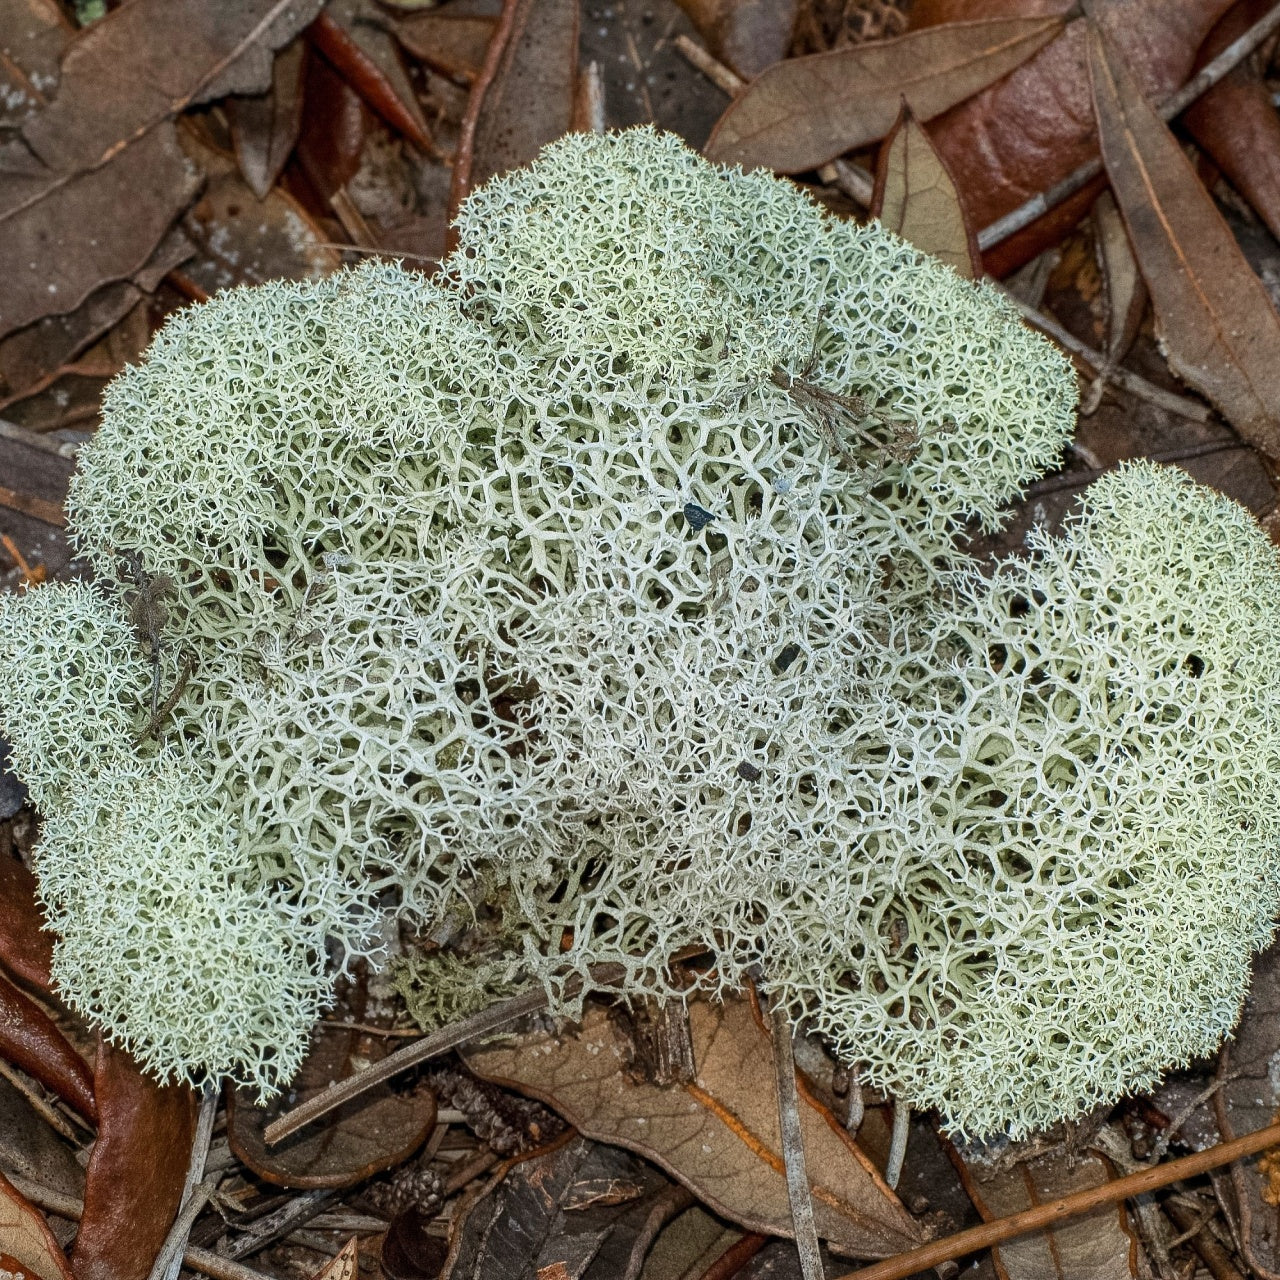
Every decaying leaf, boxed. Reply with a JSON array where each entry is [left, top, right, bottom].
[[463, 998, 927, 1258], [949, 1141, 1138, 1279], [907, 0, 1237, 276], [702, 15, 1062, 174], [71, 1039, 196, 1280], [443, 1134, 687, 1280], [1092, 190, 1145, 366], [228, 1025, 436, 1189], [448, 0, 580, 219], [0, 0, 323, 338], [309, 1235, 360, 1280], [178, 125, 341, 292], [0, 853, 52, 993], [0, 0, 73, 136], [0, 1171, 74, 1280], [0, 1072, 85, 1219], [228, 39, 307, 200], [871, 100, 979, 277], [1086, 16, 1280, 457]]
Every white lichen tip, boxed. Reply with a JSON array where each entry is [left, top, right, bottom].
[[4, 129, 1272, 1137]]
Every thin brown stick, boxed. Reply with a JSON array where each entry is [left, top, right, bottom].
[[696, 1232, 771, 1280], [0, 484, 65, 528], [978, 0, 1280, 251], [767, 991, 822, 1280], [264, 986, 552, 1145], [674, 34, 744, 95], [832, 1119, 1280, 1280]]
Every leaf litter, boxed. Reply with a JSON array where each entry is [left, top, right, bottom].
[[7, 0, 1280, 1277]]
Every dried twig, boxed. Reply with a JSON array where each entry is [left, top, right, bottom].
[[767, 990, 823, 1280], [1022, 439, 1250, 501], [673, 34, 744, 95], [884, 1101, 909, 1191], [832, 1119, 1280, 1280], [221, 1189, 338, 1261], [264, 986, 553, 1145], [979, 0, 1280, 251]]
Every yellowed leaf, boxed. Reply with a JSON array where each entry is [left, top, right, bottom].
[[872, 101, 979, 278], [463, 997, 927, 1258], [0, 1171, 74, 1280], [307, 1235, 358, 1280]]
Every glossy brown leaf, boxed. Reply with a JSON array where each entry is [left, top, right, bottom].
[[310, 2, 435, 153], [703, 16, 1062, 174], [908, 0, 1237, 277], [292, 50, 371, 207], [0, 975, 94, 1123], [463, 998, 926, 1258], [949, 1141, 1138, 1279], [448, 0, 580, 222], [1087, 17, 1280, 457], [72, 1039, 196, 1280], [0, 0, 323, 338], [392, 5, 497, 84], [673, 0, 798, 79], [0, 853, 52, 993], [1184, 0, 1280, 247], [871, 101, 980, 278], [0, 1171, 74, 1280], [228, 39, 308, 201], [228, 1025, 435, 1189]]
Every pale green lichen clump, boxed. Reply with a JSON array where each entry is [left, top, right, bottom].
[[1, 128, 1277, 1136]]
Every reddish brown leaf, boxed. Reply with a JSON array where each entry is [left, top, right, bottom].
[[0, 976, 94, 1123], [673, 0, 798, 79], [703, 16, 1062, 174], [0, 854, 52, 993], [448, 0, 580, 226], [309, 3, 435, 153], [948, 1141, 1138, 1279], [292, 50, 371, 210], [463, 998, 927, 1257], [392, 5, 497, 83], [0, 0, 324, 338], [871, 101, 980, 278], [1087, 17, 1280, 456], [228, 39, 308, 201], [1184, 0, 1280, 247], [907, 0, 1238, 276], [71, 1039, 196, 1280], [228, 1026, 435, 1189], [0, 1171, 74, 1280]]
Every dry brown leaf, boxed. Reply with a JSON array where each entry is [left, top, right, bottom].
[[1092, 190, 1144, 365], [463, 998, 927, 1258], [871, 101, 979, 277], [949, 1142, 1138, 1280], [0, 1171, 74, 1280], [449, 0, 580, 223], [0, 1072, 84, 1216], [0, 975, 94, 1123], [0, 0, 323, 338], [227, 1023, 436, 1189], [1086, 15, 1280, 457], [702, 16, 1061, 174], [392, 5, 497, 83], [228, 39, 307, 200], [309, 1236, 360, 1280], [178, 126, 340, 292], [908, 0, 1237, 277], [71, 1039, 197, 1280]]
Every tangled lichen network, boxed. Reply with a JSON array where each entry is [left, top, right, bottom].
[[3, 128, 1280, 1137]]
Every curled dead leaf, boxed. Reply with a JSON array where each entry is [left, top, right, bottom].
[[463, 998, 927, 1258], [0, 1171, 74, 1280]]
